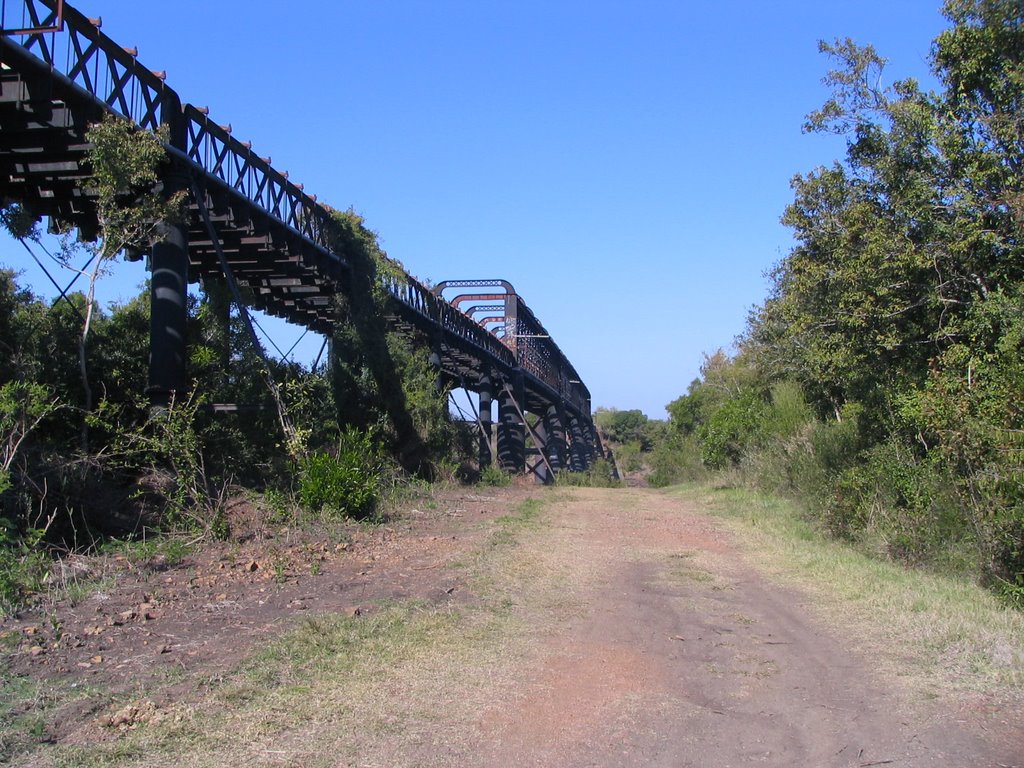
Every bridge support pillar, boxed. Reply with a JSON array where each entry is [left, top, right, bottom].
[[497, 376, 525, 474], [428, 350, 444, 395], [568, 416, 588, 472], [478, 374, 493, 469], [147, 215, 189, 408], [544, 404, 567, 474], [147, 94, 189, 409], [582, 419, 598, 468]]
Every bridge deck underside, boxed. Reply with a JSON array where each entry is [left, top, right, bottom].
[[0, 54, 342, 333]]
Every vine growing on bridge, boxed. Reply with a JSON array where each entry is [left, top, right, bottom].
[[322, 207, 466, 479]]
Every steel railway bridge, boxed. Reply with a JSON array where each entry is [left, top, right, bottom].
[[0, 0, 608, 482]]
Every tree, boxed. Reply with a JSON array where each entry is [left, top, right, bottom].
[[737, 0, 1024, 587], [2, 115, 185, 448], [594, 408, 652, 448]]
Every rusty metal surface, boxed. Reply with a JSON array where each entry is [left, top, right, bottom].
[[0, 0, 63, 34]]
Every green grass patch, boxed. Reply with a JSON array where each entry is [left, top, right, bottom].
[[496, 498, 543, 527], [0, 658, 115, 765], [489, 497, 546, 550], [49, 601, 469, 767]]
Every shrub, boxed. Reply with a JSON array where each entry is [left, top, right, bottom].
[[647, 434, 706, 487], [740, 381, 817, 494], [298, 430, 383, 520], [741, 426, 817, 497], [614, 441, 644, 473], [0, 524, 51, 615], [697, 389, 768, 469], [558, 458, 619, 488], [479, 464, 511, 487]]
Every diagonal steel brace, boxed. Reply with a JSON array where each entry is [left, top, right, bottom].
[[500, 382, 555, 480]]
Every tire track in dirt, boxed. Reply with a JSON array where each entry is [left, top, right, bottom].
[[466, 488, 1021, 768]]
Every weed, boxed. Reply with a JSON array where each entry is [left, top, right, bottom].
[[479, 464, 511, 487], [47, 611, 63, 641], [262, 488, 292, 524], [61, 575, 111, 607], [557, 458, 620, 488], [159, 537, 190, 567], [273, 561, 287, 584], [298, 430, 384, 521], [208, 508, 231, 541], [994, 575, 1024, 611]]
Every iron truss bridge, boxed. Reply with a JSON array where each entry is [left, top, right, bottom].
[[0, 0, 609, 481]]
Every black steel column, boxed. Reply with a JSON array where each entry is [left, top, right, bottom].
[[544, 404, 567, 473], [478, 374, 493, 469], [568, 415, 587, 472], [147, 203, 188, 407], [497, 375, 525, 474], [581, 418, 599, 468], [147, 92, 189, 408]]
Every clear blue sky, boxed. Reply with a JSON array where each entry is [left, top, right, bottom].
[[0, 0, 949, 417]]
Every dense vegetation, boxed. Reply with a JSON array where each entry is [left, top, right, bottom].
[[632, 0, 1023, 605], [0, 116, 468, 612]]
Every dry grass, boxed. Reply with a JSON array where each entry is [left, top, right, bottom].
[[670, 484, 1024, 701], [43, 491, 588, 768]]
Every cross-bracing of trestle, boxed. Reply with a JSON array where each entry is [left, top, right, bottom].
[[479, 381, 597, 484], [453, 375, 603, 484], [189, 178, 297, 448]]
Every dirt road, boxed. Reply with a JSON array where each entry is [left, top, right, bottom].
[[4, 485, 1021, 767], [455, 487, 1021, 768]]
